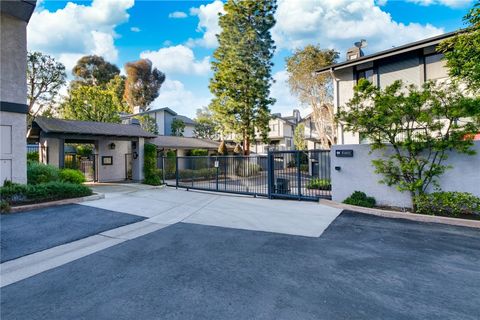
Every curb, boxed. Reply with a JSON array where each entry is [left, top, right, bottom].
[[9, 193, 105, 213], [319, 199, 480, 229]]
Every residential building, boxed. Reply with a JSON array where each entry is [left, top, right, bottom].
[[298, 113, 324, 150], [0, 0, 36, 184], [316, 32, 456, 145], [224, 110, 302, 154], [122, 107, 196, 138]]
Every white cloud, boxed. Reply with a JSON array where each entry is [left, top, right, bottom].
[[140, 45, 210, 76], [168, 11, 188, 19], [130, 26, 141, 32], [151, 79, 211, 117], [406, 0, 473, 8], [27, 0, 134, 71], [272, 0, 444, 56], [187, 0, 225, 48], [270, 70, 303, 116]]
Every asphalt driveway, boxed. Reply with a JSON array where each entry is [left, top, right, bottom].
[[0, 204, 144, 262], [2, 210, 479, 320]]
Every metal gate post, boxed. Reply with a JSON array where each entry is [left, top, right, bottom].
[[267, 151, 273, 199], [175, 156, 179, 189], [215, 156, 219, 191], [296, 151, 301, 200], [162, 156, 165, 184]]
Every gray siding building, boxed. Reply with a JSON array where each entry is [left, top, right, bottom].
[[317, 32, 455, 145], [0, 0, 36, 184]]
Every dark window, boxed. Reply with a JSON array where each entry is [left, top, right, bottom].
[[356, 68, 374, 83]]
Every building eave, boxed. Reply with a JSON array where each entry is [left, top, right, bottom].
[[315, 30, 461, 74]]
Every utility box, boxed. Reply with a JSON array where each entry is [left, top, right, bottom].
[[276, 178, 290, 194]]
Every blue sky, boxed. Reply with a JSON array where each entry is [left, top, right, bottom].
[[28, 0, 473, 118]]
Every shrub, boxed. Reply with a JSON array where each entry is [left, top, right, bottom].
[[1, 200, 11, 213], [415, 192, 480, 217], [60, 169, 86, 184], [236, 162, 261, 177], [27, 162, 60, 185], [178, 168, 217, 180], [144, 143, 161, 186], [189, 149, 208, 156], [27, 151, 39, 162], [76, 145, 93, 157], [343, 191, 376, 208], [300, 164, 309, 173], [0, 182, 92, 205], [306, 178, 331, 190]]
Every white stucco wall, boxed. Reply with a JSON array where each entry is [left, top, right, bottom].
[[97, 139, 130, 182], [0, 13, 28, 185], [0, 113, 27, 184], [40, 137, 60, 167], [331, 142, 480, 209], [1, 14, 27, 104]]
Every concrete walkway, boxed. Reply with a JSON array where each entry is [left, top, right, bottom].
[[1, 184, 341, 287], [83, 184, 342, 237]]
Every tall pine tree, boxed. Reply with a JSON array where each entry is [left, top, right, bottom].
[[209, 0, 277, 155]]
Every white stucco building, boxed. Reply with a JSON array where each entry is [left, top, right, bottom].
[[0, 0, 36, 185]]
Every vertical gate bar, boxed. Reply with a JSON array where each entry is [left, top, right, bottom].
[[175, 156, 179, 189], [296, 151, 301, 200]]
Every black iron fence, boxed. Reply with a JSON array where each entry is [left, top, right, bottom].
[[26, 144, 48, 163], [157, 150, 331, 201]]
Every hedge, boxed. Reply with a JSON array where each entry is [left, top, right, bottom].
[[415, 192, 480, 217], [306, 178, 331, 190], [0, 181, 92, 207], [27, 162, 60, 185], [59, 169, 86, 184]]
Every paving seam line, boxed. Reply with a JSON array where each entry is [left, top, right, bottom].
[[178, 195, 221, 223], [0, 221, 167, 287]]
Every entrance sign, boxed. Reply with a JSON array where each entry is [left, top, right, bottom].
[[335, 150, 354, 157]]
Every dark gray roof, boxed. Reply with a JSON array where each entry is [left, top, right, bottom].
[[173, 115, 196, 125], [128, 107, 177, 117], [0, 0, 36, 22], [33, 117, 156, 138], [316, 30, 459, 73], [151, 136, 220, 150]]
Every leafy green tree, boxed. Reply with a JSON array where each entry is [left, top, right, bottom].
[[293, 123, 307, 150], [337, 79, 480, 211], [209, 0, 277, 155], [107, 75, 127, 107], [27, 51, 67, 118], [124, 59, 165, 112], [135, 115, 158, 134], [438, 2, 480, 92], [285, 45, 338, 149], [60, 86, 124, 123], [72, 55, 120, 87], [194, 107, 217, 140], [171, 118, 185, 136]]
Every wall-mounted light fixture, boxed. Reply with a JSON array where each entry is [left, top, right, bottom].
[[109, 143, 116, 150]]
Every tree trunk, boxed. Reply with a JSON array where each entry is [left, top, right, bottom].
[[244, 136, 250, 155]]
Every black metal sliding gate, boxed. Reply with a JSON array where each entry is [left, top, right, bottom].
[[267, 150, 331, 200], [157, 150, 331, 201]]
